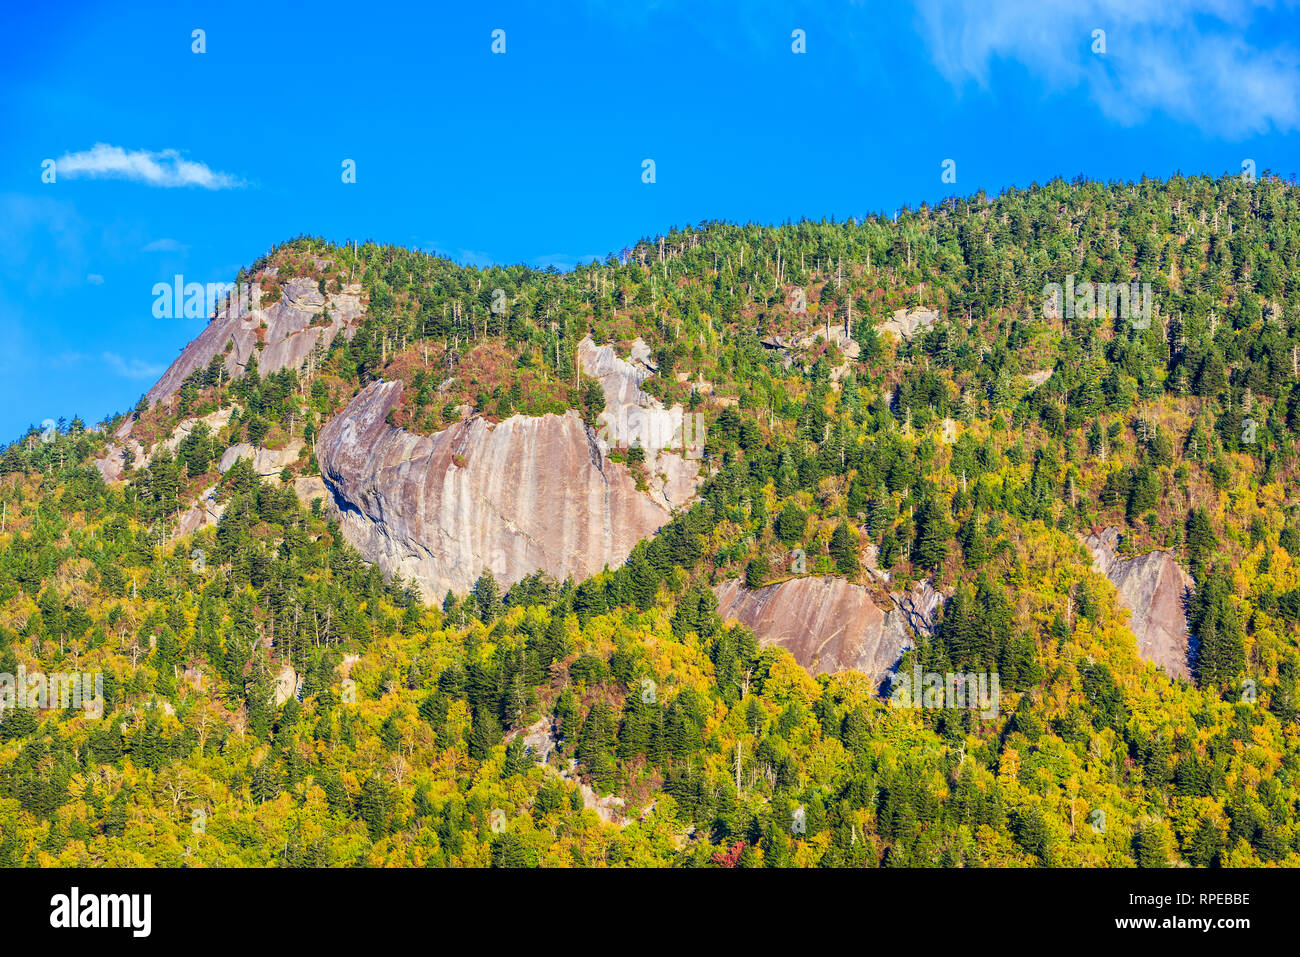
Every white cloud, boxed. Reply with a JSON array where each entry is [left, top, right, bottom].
[[142, 238, 189, 252], [102, 352, 166, 379], [913, 0, 1300, 138], [55, 144, 244, 189], [48, 351, 90, 368], [86, 273, 104, 285]]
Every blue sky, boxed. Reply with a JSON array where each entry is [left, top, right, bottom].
[[1, 0, 1297, 442]]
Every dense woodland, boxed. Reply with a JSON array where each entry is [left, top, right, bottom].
[[2, 173, 1300, 866]]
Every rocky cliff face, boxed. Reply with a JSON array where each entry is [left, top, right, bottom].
[[578, 336, 701, 510], [1084, 526, 1193, 680], [96, 273, 365, 480], [175, 485, 225, 538], [217, 440, 304, 476], [880, 307, 940, 342], [714, 577, 942, 691], [94, 407, 232, 483], [116, 273, 364, 440], [316, 379, 684, 598]]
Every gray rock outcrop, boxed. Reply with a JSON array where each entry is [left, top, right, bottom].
[[578, 337, 702, 511], [217, 440, 304, 476], [1084, 526, 1193, 680], [714, 576, 941, 691], [316, 379, 686, 599], [879, 308, 940, 341], [116, 276, 364, 439], [175, 485, 226, 538]]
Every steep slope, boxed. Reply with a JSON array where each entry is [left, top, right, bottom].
[[316, 380, 680, 598], [578, 336, 701, 510], [119, 272, 364, 438], [95, 271, 364, 481], [715, 577, 941, 690], [1084, 526, 1194, 680]]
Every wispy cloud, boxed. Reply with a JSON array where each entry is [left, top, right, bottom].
[[418, 241, 500, 268], [102, 352, 166, 379], [86, 273, 104, 285], [48, 351, 91, 369], [913, 0, 1300, 138], [0, 194, 89, 293], [142, 238, 189, 252], [55, 144, 245, 189]]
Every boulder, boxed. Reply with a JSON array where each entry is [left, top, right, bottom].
[[879, 308, 940, 341], [293, 475, 328, 510], [273, 665, 302, 706]]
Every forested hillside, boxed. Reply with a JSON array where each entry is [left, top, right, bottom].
[[3, 172, 1300, 867]]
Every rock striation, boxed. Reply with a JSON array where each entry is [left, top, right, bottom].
[[578, 336, 702, 511], [316, 379, 686, 598], [98, 275, 364, 478], [217, 440, 304, 476], [116, 276, 364, 439], [1084, 526, 1194, 680], [714, 576, 942, 691]]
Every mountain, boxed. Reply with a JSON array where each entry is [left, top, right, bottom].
[[3, 174, 1300, 868]]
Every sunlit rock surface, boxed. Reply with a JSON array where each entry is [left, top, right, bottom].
[[316, 379, 685, 598], [715, 576, 942, 691], [1084, 526, 1193, 680]]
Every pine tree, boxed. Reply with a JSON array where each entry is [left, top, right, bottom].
[[1184, 508, 1216, 575], [1134, 822, 1168, 867], [830, 523, 859, 575], [471, 569, 502, 622]]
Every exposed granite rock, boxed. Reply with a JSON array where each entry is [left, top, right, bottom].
[[1084, 526, 1193, 680], [116, 277, 364, 439], [578, 337, 702, 511], [879, 307, 940, 341], [93, 438, 145, 483], [337, 654, 361, 681], [157, 407, 233, 456], [714, 576, 938, 691], [217, 440, 304, 476], [273, 665, 302, 706], [175, 485, 225, 538], [757, 323, 861, 382], [890, 580, 944, 639], [293, 475, 328, 510], [316, 380, 680, 599], [515, 716, 629, 824], [95, 408, 232, 481]]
